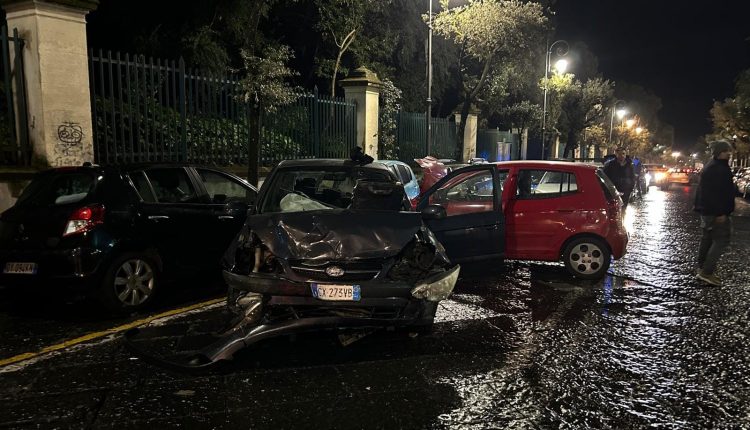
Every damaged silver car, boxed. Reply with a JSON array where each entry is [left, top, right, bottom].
[[185, 159, 460, 364]]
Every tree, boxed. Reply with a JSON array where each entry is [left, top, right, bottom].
[[433, 0, 547, 160], [557, 78, 613, 158]]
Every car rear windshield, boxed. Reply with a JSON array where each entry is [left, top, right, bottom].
[[260, 167, 395, 213], [15, 170, 97, 207], [595, 168, 620, 202]]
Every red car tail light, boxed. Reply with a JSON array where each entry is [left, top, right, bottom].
[[63, 204, 105, 237]]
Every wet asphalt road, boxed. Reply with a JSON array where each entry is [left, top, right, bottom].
[[1, 185, 749, 429]]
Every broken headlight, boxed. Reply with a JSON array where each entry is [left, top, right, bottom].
[[226, 226, 282, 275], [411, 264, 460, 301], [388, 226, 450, 283]]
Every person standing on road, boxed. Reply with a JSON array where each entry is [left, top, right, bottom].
[[603, 147, 636, 209], [694, 140, 735, 286], [632, 156, 643, 198]]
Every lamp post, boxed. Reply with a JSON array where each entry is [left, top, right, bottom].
[[541, 39, 568, 159], [608, 100, 627, 147], [426, 0, 433, 155]]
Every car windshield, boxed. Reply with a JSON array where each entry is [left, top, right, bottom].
[[260, 167, 397, 213]]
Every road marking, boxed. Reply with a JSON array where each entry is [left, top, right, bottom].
[[0, 297, 225, 369]]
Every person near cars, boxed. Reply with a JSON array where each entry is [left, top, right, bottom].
[[603, 147, 636, 209], [632, 156, 643, 198], [693, 140, 735, 286]]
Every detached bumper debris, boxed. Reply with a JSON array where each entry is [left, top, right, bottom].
[[123, 264, 461, 370]]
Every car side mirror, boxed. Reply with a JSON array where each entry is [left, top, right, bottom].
[[421, 204, 446, 220]]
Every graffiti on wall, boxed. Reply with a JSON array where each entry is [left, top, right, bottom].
[[52, 122, 92, 166]]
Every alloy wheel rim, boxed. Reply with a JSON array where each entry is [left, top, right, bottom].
[[113, 259, 154, 306], [568, 243, 604, 276]]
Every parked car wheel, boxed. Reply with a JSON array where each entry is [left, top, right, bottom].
[[98, 252, 159, 312], [563, 237, 611, 279]]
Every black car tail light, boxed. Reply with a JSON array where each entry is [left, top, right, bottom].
[[62, 204, 105, 237]]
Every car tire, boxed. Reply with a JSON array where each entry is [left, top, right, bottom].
[[97, 252, 160, 313], [562, 237, 611, 280]]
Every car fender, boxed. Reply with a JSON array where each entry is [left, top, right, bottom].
[[559, 232, 612, 259]]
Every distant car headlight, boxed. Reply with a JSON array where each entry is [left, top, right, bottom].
[[411, 264, 460, 301], [655, 172, 666, 182]]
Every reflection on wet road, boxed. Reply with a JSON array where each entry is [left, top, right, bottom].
[[1, 187, 749, 428]]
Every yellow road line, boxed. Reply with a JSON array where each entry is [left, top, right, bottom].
[[0, 297, 225, 368]]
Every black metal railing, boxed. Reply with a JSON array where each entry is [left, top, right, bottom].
[[0, 25, 30, 166], [89, 50, 357, 167]]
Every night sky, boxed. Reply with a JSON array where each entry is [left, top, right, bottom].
[[554, 0, 750, 149]]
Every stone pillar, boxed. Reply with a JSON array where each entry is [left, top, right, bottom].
[[1, 0, 98, 167], [454, 111, 478, 162], [340, 67, 382, 160]]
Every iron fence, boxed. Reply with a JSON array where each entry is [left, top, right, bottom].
[[89, 50, 356, 166], [395, 111, 458, 162], [0, 26, 29, 166]]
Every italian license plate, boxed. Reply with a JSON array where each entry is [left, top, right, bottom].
[[311, 283, 361, 301], [3, 262, 38, 275]]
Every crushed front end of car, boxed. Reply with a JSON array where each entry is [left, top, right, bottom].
[[205, 209, 459, 363]]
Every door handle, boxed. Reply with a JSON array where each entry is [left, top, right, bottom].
[[148, 215, 169, 220], [217, 215, 234, 220]]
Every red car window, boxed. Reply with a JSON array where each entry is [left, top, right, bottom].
[[429, 170, 494, 216], [516, 169, 577, 199]]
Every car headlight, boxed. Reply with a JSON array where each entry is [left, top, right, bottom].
[[411, 265, 460, 301]]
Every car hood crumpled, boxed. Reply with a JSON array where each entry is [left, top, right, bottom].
[[245, 210, 424, 260]]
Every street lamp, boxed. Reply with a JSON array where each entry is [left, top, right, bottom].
[[608, 100, 627, 146], [426, 0, 433, 155], [541, 39, 569, 159]]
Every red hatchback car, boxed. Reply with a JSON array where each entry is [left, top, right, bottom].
[[417, 161, 628, 279]]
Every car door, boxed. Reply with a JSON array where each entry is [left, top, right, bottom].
[[504, 168, 581, 260], [192, 168, 258, 260], [419, 165, 506, 262], [131, 167, 214, 272]]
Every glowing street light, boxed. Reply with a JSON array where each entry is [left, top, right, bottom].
[[608, 100, 627, 145], [635, 127, 644, 134], [625, 118, 636, 128], [553, 58, 568, 74], [541, 39, 569, 159]]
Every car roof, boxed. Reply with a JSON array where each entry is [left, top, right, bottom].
[[276, 158, 391, 172], [493, 160, 599, 170], [375, 160, 409, 168], [45, 162, 236, 173]]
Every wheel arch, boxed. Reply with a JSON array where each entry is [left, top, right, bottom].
[[559, 232, 612, 260], [107, 240, 164, 273]]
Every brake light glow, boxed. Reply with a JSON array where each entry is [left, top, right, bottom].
[[63, 204, 105, 237]]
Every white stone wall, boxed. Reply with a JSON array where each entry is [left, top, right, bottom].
[[5, 1, 94, 167]]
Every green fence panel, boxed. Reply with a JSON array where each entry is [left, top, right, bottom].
[[90, 51, 356, 166], [394, 111, 457, 162]]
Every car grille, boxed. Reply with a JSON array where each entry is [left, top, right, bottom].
[[288, 259, 383, 282]]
